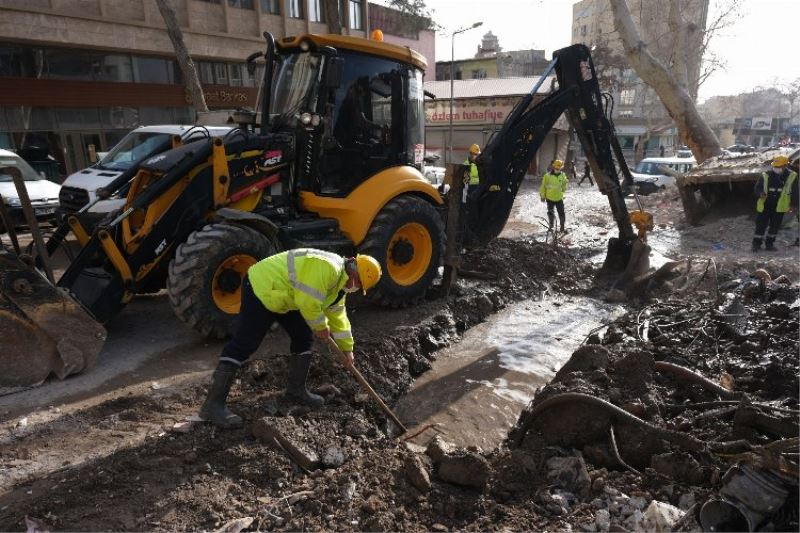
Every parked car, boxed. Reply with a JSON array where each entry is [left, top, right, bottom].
[[58, 125, 231, 217], [0, 149, 61, 232], [422, 154, 446, 187], [725, 143, 756, 154], [630, 156, 696, 193]]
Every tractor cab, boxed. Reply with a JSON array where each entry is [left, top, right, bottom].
[[267, 34, 428, 199]]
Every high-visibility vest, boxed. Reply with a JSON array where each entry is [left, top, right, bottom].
[[463, 159, 479, 185], [757, 170, 797, 213], [540, 171, 568, 201], [248, 249, 354, 350]]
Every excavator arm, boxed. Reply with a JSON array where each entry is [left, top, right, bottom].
[[465, 44, 640, 269]]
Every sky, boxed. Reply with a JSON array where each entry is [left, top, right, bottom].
[[414, 0, 799, 101]]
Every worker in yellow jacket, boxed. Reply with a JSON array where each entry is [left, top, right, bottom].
[[199, 249, 382, 428], [540, 159, 569, 232]]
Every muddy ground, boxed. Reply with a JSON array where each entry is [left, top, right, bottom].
[[0, 182, 798, 532]]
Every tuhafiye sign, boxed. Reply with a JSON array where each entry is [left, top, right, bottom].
[[425, 97, 519, 126]]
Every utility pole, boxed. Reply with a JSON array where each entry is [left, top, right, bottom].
[[448, 21, 482, 165]]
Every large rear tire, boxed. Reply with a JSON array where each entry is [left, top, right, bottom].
[[167, 223, 277, 339], [359, 195, 444, 307]]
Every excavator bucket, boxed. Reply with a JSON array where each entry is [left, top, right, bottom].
[[0, 251, 106, 393]]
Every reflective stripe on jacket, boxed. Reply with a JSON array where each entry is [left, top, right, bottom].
[[248, 249, 354, 350], [756, 170, 798, 213], [540, 171, 568, 201], [463, 159, 479, 185]]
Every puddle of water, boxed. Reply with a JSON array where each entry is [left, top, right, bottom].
[[396, 297, 624, 450]]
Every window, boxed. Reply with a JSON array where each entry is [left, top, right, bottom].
[[228, 64, 242, 86], [618, 109, 634, 118], [260, 0, 279, 14], [349, 0, 363, 29], [455, 70, 462, 80], [214, 63, 228, 84], [46, 49, 93, 80], [228, 0, 254, 7], [133, 56, 172, 84], [309, 0, 324, 21], [471, 69, 486, 79], [620, 88, 635, 106], [198, 61, 215, 84], [195, 0, 221, 3], [93, 54, 133, 82], [0, 45, 45, 78], [288, 0, 304, 18]]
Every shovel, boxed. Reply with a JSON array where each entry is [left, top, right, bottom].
[[325, 337, 407, 435]]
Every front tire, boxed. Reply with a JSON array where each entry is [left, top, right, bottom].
[[167, 223, 277, 339], [359, 195, 444, 307]]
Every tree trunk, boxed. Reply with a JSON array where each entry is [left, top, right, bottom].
[[609, 0, 721, 164], [155, 0, 208, 117], [324, 0, 343, 34]]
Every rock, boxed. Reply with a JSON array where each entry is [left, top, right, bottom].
[[605, 289, 627, 303], [321, 446, 346, 468], [595, 509, 611, 531], [425, 436, 455, 464], [340, 480, 357, 501], [591, 477, 606, 493], [343, 416, 372, 437], [252, 417, 320, 471], [580, 521, 598, 532], [677, 492, 695, 510], [624, 509, 644, 531], [545, 455, 591, 497], [404, 454, 432, 493], [430, 523, 448, 532], [650, 452, 703, 484], [213, 517, 254, 533], [475, 294, 494, 315], [547, 502, 565, 515], [171, 421, 195, 433], [316, 383, 342, 397], [753, 268, 771, 282], [773, 274, 791, 285], [641, 501, 685, 532], [436, 452, 491, 491]]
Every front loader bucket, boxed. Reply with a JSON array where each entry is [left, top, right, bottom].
[[0, 251, 106, 393]]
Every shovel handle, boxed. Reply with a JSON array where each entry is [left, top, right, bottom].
[[326, 337, 407, 434]]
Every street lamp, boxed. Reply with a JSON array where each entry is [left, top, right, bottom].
[[448, 21, 483, 166]]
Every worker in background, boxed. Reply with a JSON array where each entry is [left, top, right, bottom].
[[751, 155, 798, 252], [578, 160, 594, 186], [791, 158, 800, 247], [198, 249, 382, 428], [540, 159, 569, 232], [464, 144, 481, 192]]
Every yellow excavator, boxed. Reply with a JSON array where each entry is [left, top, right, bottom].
[[0, 32, 647, 390]]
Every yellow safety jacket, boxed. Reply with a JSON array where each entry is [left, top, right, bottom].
[[540, 171, 568, 201], [247, 249, 354, 350], [756, 170, 797, 213], [463, 159, 479, 185]]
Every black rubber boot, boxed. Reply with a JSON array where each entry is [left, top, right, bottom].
[[199, 367, 243, 428], [793, 238, 799, 247], [285, 352, 325, 408], [547, 213, 555, 231], [559, 217, 566, 233], [765, 239, 777, 251], [751, 239, 762, 252]]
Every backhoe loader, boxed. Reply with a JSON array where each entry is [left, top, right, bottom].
[[0, 32, 647, 389]]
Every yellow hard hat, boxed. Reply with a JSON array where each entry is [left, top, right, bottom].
[[772, 155, 789, 167], [356, 254, 382, 294], [552, 159, 564, 170], [469, 144, 481, 155]]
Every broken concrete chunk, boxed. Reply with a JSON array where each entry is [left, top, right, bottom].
[[425, 435, 455, 464], [595, 509, 611, 531], [641, 501, 685, 532], [321, 446, 346, 468], [212, 516, 254, 533], [436, 451, 491, 491], [252, 417, 320, 471], [545, 455, 591, 497], [404, 454, 432, 493]]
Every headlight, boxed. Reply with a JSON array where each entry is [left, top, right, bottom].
[[300, 112, 312, 125], [4, 197, 21, 207], [311, 114, 321, 127]]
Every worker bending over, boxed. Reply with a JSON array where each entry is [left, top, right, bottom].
[[540, 159, 569, 232], [199, 249, 382, 428]]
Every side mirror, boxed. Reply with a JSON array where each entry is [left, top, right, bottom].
[[246, 51, 263, 76], [324, 57, 343, 89]]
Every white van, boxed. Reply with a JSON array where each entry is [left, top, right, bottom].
[[58, 125, 231, 216], [0, 149, 61, 231], [630, 156, 696, 189]]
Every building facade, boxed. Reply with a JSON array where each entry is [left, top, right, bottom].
[[571, 0, 709, 160], [424, 77, 570, 175], [435, 32, 549, 82], [367, 2, 435, 80], [0, 0, 368, 175]]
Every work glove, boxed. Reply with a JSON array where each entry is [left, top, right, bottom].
[[314, 328, 330, 340], [341, 350, 354, 368]]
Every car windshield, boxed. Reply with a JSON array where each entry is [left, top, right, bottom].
[[634, 162, 663, 175], [0, 154, 43, 182], [97, 132, 172, 171], [269, 52, 322, 128]]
